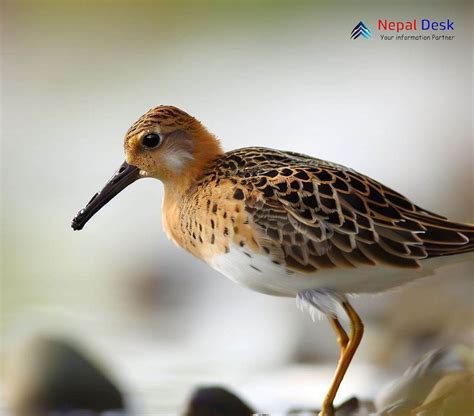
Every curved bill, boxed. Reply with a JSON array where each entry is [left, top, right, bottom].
[[72, 161, 141, 231]]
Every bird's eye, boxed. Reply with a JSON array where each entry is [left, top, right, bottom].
[[142, 133, 161, 149]]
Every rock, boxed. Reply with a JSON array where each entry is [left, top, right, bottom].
[[416, 372, 474, 415], [375, 345, 474, 415], [287, 397, 374, 415], [5, 336, 126, 416], [184, 386, 255, 416]]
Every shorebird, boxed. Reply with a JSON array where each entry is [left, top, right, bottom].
[[72, 106, 474, 415]]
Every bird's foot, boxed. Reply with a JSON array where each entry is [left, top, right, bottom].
[[318, 404, 335, 416]]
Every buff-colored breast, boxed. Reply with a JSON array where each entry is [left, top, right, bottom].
[[162, 178, 261, 262]]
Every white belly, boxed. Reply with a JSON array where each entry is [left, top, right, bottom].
[[208, 244, 474, 297]]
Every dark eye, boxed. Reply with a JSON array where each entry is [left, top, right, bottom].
[[142, 133, 161, 149]]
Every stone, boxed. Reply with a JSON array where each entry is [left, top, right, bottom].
[[184, 386, 255, 416], [5, 336, 125, 416]]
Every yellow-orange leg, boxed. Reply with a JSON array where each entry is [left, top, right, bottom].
[[319, 300, 364, 416], [328, 316, 349, 351]]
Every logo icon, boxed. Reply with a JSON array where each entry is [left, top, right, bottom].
[[351, 21, 372, 39]]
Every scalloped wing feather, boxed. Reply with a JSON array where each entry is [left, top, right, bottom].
[[208, 147, 474, 274]]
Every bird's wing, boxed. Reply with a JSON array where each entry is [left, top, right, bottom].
[[241, 162, 474, 273]]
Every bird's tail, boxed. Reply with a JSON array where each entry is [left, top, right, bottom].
[[402, 209, 474, 258]]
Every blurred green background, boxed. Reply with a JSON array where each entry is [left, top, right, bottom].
[[1, 1, 472, 414]]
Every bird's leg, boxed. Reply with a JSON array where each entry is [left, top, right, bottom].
[[328, 316, 349, 351], [319, 300, 364, 416]]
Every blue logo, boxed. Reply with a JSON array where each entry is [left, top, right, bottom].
[[351, 21, 372, 39]]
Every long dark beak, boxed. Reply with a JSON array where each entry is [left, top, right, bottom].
[[72, 161, 141, 231]]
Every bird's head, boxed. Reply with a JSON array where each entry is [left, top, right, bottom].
[[72, 105, 223, 230], [124, 106, 222, 180]]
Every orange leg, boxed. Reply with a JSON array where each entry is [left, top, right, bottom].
[[328, 316, 349, 351], [319, 300, 364, 416]]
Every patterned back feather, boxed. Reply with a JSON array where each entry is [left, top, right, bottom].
[[197, 147, 474, 273]]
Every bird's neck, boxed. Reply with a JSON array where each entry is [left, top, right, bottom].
[[161, 126, 223, 244], [163, 125, 223, 196]]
